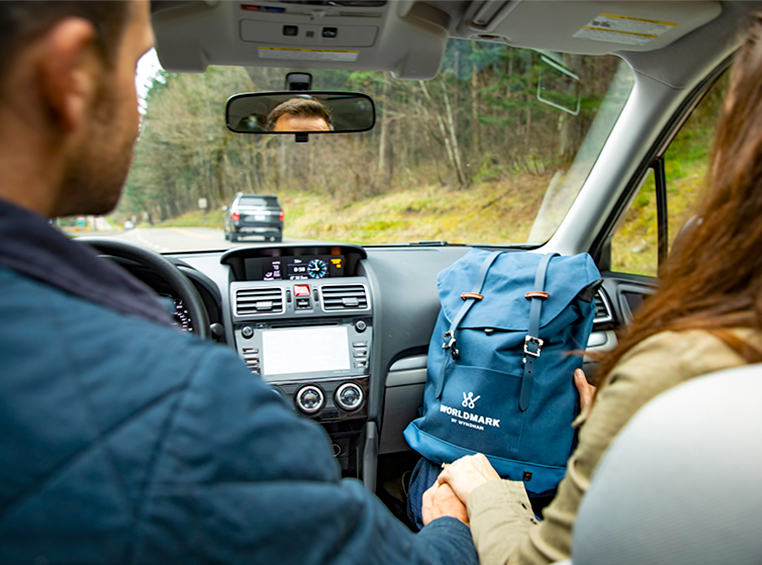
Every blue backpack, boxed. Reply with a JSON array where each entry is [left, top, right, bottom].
[[404, 249, 601, 499]]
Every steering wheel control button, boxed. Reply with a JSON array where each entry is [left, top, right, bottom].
[[296, 385, 325, 415], [335, 383, 364, 412], [355, 320, 367, 333], [241, 326, 254, 339]]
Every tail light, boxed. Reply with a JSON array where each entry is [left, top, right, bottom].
[[232, 211, 240, 221], [280, 210, 284, 222]]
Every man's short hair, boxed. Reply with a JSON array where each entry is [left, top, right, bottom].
[[266, 97, 333, 131], [0, 2, 130, 90]]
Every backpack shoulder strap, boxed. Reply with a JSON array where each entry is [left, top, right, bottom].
[[519, 253, 558, 412], [437, 251, 503, 399]]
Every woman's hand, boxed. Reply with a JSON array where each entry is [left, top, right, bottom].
[[574, 368, 596, 413], [437, 453, 501, 504]]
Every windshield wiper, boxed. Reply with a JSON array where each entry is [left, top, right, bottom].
[[409, 240, 457, 246]]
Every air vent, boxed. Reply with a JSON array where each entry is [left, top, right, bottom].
[[593, 289, 613, 324], [235, 287, 284, 316], [321, 284, 369, 311]]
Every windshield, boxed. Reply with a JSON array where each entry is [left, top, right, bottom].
[[85, 40, 633, 251]]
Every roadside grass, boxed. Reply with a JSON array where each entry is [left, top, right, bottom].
[[281, 175, 548, 244]]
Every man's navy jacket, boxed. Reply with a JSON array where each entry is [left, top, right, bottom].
[[0, 200, 478, 564]]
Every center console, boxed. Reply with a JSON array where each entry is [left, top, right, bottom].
[[221, 244, 372, 475]]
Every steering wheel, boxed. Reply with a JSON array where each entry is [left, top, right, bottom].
[[79, 237, 211, 339]]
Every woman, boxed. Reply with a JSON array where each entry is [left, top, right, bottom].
[[425, 14, 762, 565]]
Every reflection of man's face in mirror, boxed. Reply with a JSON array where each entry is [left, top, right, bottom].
[[273, 114, 330, 132], [267, 97, 333, 132]]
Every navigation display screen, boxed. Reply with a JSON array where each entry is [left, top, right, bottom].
[[261, 327, 351, 376], [245, 255, 344, 281]]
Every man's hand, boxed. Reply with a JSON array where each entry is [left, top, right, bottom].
[[574, 368, 597, 413], [436, 454, 501, 505], [422, 481, 469, 526]]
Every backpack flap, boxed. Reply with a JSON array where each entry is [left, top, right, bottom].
[[437, 250, 601, 411], [437, 249, 601, 334]]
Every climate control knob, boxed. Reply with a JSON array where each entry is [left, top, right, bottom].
[[335, 382, 364, 412], [296, 385, 325, 415]]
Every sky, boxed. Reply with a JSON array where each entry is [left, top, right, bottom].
[[135, 48, 163, 111]]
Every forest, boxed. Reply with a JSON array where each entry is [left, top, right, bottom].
[[118, 39, 628, 243]]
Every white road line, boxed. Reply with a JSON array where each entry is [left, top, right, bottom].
[[134, 228, 170, 253]]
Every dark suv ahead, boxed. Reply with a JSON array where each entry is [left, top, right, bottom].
[[224, 193, 284, 242]]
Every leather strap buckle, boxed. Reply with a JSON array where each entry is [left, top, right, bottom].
[[523, 335, 543, 358]]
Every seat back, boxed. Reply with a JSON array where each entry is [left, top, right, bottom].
[[571, 364, 762, 565]]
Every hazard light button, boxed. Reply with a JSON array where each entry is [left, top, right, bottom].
[[294, 284, 311, 297]]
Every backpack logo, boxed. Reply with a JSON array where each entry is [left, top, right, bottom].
[[462, 392, 481, 409]]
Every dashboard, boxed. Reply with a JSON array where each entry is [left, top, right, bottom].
[[131, 243, 627, 487], [220, 244, 372, 474]]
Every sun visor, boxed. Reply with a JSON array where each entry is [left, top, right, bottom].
[[152, 1, 449, 80], [456, 1, 722, 55]]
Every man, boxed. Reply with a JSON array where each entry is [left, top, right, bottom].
[[268, 96, 333, 132], [0, 2, 474, 563]]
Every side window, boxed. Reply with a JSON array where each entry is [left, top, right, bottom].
[[611, 170, 658, 276], [610, 71, 730, 277]]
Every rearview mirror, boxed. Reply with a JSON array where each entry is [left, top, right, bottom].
[[226, 92, 375, 134]]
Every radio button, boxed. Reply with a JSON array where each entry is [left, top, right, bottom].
[[296, 385, 324, 414], [353, 350, 368, 358], [355, 320, 367, 333], [352, 341, 368, 348], [335, 383, 364, 412], [241, 326, 254, 339]]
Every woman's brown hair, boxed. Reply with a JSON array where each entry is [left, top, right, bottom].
[[594, 13, 762, 388]]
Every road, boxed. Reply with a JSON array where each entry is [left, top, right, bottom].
[[73, 226, 318, 252]]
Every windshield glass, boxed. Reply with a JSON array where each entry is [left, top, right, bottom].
[[93, 40, 633, 251], [239, 196, 279, 207]]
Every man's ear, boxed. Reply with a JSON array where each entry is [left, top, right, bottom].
[[37, 18, 101, 133]]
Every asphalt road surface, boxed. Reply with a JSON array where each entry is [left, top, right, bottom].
[[75, 227, 318, 253]]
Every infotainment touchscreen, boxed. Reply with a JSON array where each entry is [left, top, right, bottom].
[[261, 327, 351, 376]]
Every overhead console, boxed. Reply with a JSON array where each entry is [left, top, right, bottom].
[[221, 244, 372, 475], [152, 0, 449, 79]]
